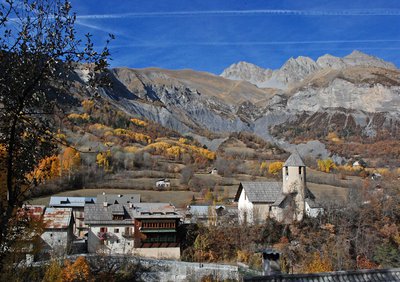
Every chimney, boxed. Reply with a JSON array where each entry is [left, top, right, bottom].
[[262, 249, 281, 276], [103, 194, 108, 207]]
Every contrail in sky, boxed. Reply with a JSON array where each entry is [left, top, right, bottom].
[[109, 39, 400, 48], [76, 9, 400, 19]]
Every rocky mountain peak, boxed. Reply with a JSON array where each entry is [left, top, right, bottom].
[[343, 50, 397, 69], [221, 51, 398, 90], [220, 61, 273, 88]]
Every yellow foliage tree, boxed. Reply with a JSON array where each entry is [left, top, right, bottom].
[[67, 113, 90, 123], [96, 150, 112, 171], [81, 99, 95, 113], [317, 159, 337, 173], [130, 118, 148, 127], [269, 161, 283, 175], [43, 259, 63, 282], [260, 161, 268, 175], [62, 257, 94, 282], [304, 252, 333, 273]]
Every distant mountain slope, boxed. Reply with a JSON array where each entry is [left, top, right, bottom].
[[70, 50, 400, 162]]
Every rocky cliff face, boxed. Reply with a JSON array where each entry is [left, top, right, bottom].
[[221, 50, 397, 90], [74, 51, 400, 158]]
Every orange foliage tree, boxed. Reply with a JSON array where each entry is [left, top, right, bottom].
[[62, 256, 94, 282], [61, 148, 81, 178], [304, 252, 333, 273], [29, 155, 60, 182]]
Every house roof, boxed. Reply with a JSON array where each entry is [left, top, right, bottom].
[[284, 152, 305, 167], [235, 182, 282, 203], [84, 202, 181, 225], [244, 268, 400, 282], [20, 205, 46, 221], [43, 208, 73, 229], [49, 196, 96, 208], [96, 193, 141, 205], [186, 205, 225, 218]]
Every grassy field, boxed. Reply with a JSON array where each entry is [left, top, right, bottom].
[[28, 189, 201, 208], [27, 173, 349, 210]]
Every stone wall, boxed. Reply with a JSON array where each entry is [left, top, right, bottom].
[[65, 254, 239, 282]]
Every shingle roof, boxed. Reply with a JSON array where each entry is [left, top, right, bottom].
[[245, 268, 400, 281], [284, 152, 305, 167], [84, 202, 180, 225], [96, 193, 141, 205], [43, 208, 73, 229], [235, 182, 282, 203], [19, 205, 46, 221], [49, 196, 96, 208]]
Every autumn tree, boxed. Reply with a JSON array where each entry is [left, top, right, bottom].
[[269, 161, 283, 175], [43, 259, 63, 282], [317, 159, 337, 173], [62, 257, 94, 282], [0, 0, 111, 272], [303, 252, 333, 273], [61, 147, 81, 178]]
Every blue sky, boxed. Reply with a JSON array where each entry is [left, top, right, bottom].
[[71, 0, 400, 74]]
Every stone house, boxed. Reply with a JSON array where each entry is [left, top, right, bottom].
[[156, 178, 171, 188], [235, 152, 322, 224], [85, 198, 181, 259], [49, 196, 96, 237], [41, 208, 74, 255]]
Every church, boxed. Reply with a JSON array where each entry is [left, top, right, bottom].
[[234, 152, 322, 224]]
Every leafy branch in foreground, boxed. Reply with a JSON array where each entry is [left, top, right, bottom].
[[0, 0, 112, 272]]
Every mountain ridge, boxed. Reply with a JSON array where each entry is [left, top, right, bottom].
[[220, 50, 397, 89]]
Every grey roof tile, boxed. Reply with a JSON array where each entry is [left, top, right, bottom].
[[284, 152, 305, 167], [49, 196, 96, 207], [96, 193, 141, 205], [237, 182, 282, 203], [84, 202, 180, 225]]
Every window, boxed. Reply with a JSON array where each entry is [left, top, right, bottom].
[[285, 167, 288, 176], [50, 233, 53, 237], [116, 239, 120, 243], [100, 227, 107, 233], [114, 228, 119, 233], [299, 167, 302, 175]]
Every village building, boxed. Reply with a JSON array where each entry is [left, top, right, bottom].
[[41, 208, 74, 255], [16, 205, 46, 263], [185, 205, 237, 226], [49, 196, 96, 237], [156, 178, 171, 188], [85, 196, 181, 259], [210, 168, 218, 175], [235, 152, 322, 224]]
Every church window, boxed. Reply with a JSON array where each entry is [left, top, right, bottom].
[[285, 167, 288, 176], [299, 167, 302, 174]]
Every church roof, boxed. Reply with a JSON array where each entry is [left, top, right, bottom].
[[284, 152, 305, 167], [235, 182, 282, 203]]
